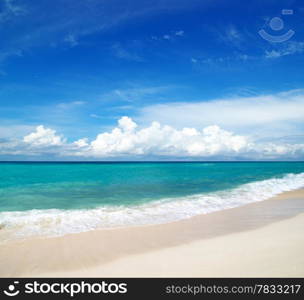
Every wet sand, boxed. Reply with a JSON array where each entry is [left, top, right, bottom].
[[0, 189, 303, 277]]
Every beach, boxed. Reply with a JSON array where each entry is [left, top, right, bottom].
[[0, 188, 303, 277], [1, 0, 304, 282]]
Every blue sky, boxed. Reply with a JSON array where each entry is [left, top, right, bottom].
[[0, 0, 304, 160]]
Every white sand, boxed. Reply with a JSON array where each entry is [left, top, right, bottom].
[[0, 189, 303, 277]]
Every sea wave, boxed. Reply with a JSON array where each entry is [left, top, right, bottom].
[[0, 172, 304, 241]]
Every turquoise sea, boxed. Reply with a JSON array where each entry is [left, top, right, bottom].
[[0, 162, 304, 239]]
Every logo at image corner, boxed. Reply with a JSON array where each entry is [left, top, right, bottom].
[[258, 9, 295, 43], [3, 281, 20, 297]]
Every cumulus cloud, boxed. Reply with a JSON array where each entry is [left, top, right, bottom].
[[82, 118, 249, 157], [118, 116, 137, 132], [1, 115, 304, 160], [23, 125, 65, 147], [73, 138, 89, 148]]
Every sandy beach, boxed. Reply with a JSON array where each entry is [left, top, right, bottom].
[[0, 189, 303, 277]]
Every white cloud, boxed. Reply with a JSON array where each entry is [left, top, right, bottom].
[[0, 0, 26, 23], [265, 41, 304, 59], [90, 114, 103, 119], [56, 101, 86, 110], [153, 30, 185, 41], [2, 88, 304, 160], [0, 49, 23, 64], [2, 0, 180, 64], [138, 89, 304, 139], [1, 116, 304, 159], [238, 54, 249, 61], [217, 25, 243, 48], [23, 125, 65, 147], [103, 86, 172, 103], [0, 124, 35, 139], [265, 50, 282, 59], [111, 43, 144, 62], [190, 52, 253, 67], [83, 118, 250, 157], [64, 34, 79, 47], [73, 138, 89, 148], [118, 116, 137, 132], [175, 30, 184, 36], [226, 26, 241, 41]]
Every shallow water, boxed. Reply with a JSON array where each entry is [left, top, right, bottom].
[[0, 162, 304, 239]]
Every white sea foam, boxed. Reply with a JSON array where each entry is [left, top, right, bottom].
[[0, 172, 304, 241]]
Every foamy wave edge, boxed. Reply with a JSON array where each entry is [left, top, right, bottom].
[[1, 172, 304, 241]]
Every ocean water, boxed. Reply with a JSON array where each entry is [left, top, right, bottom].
[[0, 162, 304, 240]]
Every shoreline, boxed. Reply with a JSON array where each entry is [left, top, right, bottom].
[[0, 189, 303, 277]]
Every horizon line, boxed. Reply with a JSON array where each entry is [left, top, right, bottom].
[[0, 161, 303, 163]]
